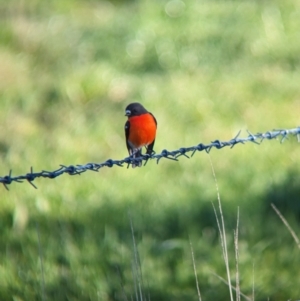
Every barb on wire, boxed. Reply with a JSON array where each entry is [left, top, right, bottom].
[[1, 127, 299, 189]]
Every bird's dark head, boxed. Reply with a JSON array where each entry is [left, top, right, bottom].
[[125, 102, 148, 117]]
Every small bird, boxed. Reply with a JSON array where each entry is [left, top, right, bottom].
[[124, 102, 157, 168]]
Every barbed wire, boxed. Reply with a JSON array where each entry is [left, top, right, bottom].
[[1, 127, 299, 190]]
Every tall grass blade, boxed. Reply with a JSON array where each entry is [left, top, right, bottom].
[[271, 203, 300, 250], [234, 208, 240, 301], [189, 237, 202, 301], [209, 155, 234, 301]]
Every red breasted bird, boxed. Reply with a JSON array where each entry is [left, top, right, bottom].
[[124, 102, 157, 168]]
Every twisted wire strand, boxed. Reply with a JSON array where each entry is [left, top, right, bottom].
[[1, 127, 299, 189]]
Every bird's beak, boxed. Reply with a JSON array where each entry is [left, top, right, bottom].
[[125, 110, 131, 116]]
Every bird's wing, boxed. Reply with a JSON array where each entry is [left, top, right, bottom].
[[125, 120, 131, 154]]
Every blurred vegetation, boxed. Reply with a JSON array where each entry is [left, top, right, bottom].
[[0, 0, 300, 300]]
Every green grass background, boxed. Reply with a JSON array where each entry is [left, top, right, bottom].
[[1, 0, 300, 300]]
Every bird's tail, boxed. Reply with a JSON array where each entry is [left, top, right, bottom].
[[131, 149, 142, 168]]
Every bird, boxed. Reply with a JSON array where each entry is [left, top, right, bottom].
[[124, 102, 157, 168]]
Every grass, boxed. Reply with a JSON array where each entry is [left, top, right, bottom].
[[1, 0, 300, 300]]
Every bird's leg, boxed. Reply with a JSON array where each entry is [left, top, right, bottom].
[[145, 146, 155, 156]]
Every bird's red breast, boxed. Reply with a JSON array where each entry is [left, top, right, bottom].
[[127, 113, 157, 149]]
